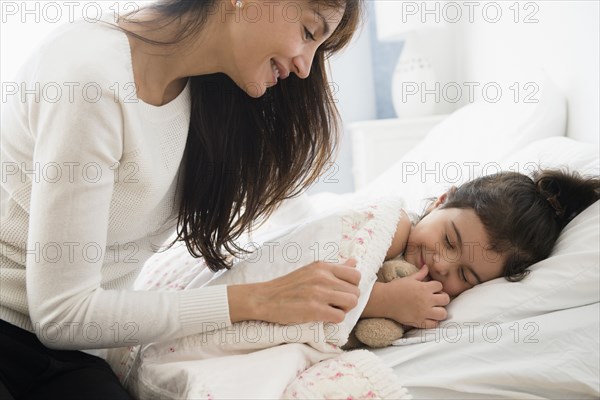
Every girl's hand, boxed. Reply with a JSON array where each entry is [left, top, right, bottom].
[[228, 258, 361, 325], [362, 265, 450, 329]]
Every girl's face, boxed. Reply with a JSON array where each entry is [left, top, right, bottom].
[[404, 198, 506, 298], [226, 0, 345, 97]]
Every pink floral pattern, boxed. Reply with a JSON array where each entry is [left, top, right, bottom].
[[283, 356, 384, 400], [338, 204, 381, 262], [136, 248, 210, 292]]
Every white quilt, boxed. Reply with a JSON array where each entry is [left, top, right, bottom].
[[106, 197, 412, 400]]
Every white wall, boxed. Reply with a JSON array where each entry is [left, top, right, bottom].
[[455, 0, 599, 144], [309, 14, 377, 194], [1, 3, 69, 83], [1, 1, 143, 82]]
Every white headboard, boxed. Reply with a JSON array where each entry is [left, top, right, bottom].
[[453, 1, 599, 144]]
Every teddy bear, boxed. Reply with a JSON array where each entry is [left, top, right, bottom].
[[343, 257, 419, 349]]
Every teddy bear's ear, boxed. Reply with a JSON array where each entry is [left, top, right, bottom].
[[395, 262, 419, 278], [379, 261, 399, 282], [379, 259, 419, 281]]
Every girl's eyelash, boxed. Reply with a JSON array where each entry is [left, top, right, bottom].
[[446, 233, 468, 284], [445, 235, 453, 248], [460, 268, 468, 283], [304, 27, 316, 41]]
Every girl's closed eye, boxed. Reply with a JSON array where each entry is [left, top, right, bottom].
[[459, 268, 470, 284], [445, 234, 454, 249]]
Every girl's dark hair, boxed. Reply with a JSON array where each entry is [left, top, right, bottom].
[[439, 170, 600, 282], [106, 0, 363, 271]]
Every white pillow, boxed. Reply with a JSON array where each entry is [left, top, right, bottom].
[[501, 136, 599, 176], [361, 71, 567, 211]]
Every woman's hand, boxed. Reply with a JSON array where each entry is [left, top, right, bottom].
[[362, 265, 450, 329], [227, 258, 361, 325]]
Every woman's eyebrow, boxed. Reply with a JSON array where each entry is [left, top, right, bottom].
[[309, 5, 331, 36]]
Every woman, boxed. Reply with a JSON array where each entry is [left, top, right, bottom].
[[0, 0, 364, 398]]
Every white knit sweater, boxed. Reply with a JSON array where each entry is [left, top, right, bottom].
[[0, 18, 231, 350]]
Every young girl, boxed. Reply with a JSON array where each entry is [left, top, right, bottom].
[[0, 1, 364, 398], [362, 169, 600, 330]]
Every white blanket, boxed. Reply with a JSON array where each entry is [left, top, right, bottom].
[[107, 197, 412, 399]]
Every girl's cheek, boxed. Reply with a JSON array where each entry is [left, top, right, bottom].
[[443, 282, 459, 297]]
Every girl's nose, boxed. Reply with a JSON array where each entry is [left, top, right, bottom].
[[437, 264, 449, 277], [432, 254, 450, 277]]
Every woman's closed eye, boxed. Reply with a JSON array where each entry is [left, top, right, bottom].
[[304, 27, 316, 42]]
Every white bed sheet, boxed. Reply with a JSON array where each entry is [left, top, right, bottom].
[[372, 303, 599, 399]]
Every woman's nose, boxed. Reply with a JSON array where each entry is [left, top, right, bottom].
[[292, 50, 314, 79]]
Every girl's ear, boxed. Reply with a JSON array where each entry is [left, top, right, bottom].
[[431, 186, 458, 209]]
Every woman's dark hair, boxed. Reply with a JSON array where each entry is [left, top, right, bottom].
[[438, 169, 600, 282], [105, 0, 363, 271]]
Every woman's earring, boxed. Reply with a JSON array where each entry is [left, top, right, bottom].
[[235, 0, 243, 9]]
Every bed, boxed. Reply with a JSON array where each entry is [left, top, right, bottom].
[[320, 1, 600, 395], [108, 1, 599, 398], [324, 1, 599, 396]]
